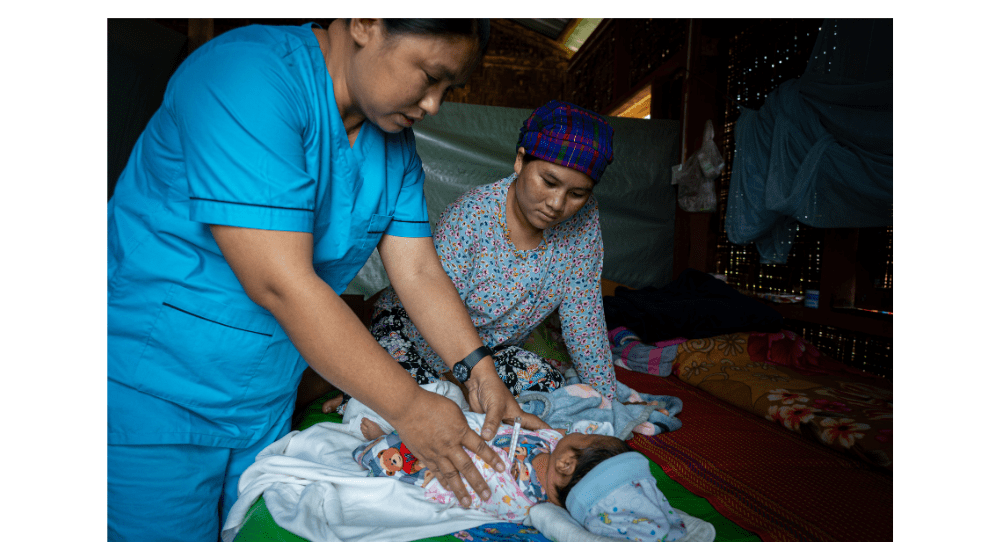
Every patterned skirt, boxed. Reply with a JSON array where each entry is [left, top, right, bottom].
[[370, 306, 563, 397]]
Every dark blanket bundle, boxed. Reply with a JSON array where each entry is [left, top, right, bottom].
[[603, 268, 783, 341]]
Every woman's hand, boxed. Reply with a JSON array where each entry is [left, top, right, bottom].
[[391, 388, 505, 508], [379, 234, 548, 439], [209, 226, 502, 506], [464, 363, 549, 440]]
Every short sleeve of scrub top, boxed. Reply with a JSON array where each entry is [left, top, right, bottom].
[[171, 33, 427, 239]]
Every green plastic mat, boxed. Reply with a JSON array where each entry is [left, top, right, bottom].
[[234, 390, 759, 542]]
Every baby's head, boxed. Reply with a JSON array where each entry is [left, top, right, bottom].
[[562, 450, 690, 542], [541, 433, 631, 507]]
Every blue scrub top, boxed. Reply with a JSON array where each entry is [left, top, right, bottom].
[[107, 24, 432, 448]]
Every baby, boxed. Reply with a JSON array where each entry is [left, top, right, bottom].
[[345, 382, 688, 541], [354, 416, 628, 508]]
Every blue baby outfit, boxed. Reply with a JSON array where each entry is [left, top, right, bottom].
[[517, 381, 683, 439]]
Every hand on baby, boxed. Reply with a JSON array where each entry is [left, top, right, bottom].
[[391, 388, 504, 508], [463, 367, 549, 440]]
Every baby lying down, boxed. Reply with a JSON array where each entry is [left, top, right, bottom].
[[347, 382, 689, 542]]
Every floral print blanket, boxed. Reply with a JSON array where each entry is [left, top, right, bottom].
[[673, 331, 892, 470]]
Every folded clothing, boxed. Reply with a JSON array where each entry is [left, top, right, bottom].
[[517, 381, 682, 438], [608, 326, 680, 377]]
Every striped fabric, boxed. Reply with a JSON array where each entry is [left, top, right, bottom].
[[517, 100, 614, 183], [617, 367, 892, 541]]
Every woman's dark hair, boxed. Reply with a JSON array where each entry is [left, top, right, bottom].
[[554, 437, 632, 507], [382, 19, 491, 57], [519, 152, 539, 166]]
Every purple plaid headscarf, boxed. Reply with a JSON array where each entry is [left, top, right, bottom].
[[517, 100, 615, 184]]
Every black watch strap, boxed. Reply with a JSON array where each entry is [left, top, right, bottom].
[[451, 345, 494, 381]]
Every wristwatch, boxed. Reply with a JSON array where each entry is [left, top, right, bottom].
[[451, 345, 494, 380]]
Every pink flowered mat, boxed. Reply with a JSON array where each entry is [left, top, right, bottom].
[[672, 331, 892, 471]]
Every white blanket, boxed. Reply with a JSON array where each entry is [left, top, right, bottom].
[[221, 420, 498, 542]]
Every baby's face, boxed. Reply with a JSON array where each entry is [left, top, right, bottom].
[[543, 433, 622, 506]]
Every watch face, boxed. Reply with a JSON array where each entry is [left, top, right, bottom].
[[454, 364, 468, 378]]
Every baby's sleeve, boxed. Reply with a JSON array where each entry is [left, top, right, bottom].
[[353, 435, 390, 475]]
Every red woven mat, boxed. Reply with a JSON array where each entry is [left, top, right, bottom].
[[619, 368, 892, 541]]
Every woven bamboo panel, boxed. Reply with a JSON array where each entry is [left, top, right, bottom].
[[784, 319, 893, 378], [716, 19, 825, 296], [566, 26, 616, 113], [712, 20, 891, 377], [625, 19, 686, 89]]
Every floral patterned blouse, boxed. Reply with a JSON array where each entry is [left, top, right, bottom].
[[374, 173, 617, 399]]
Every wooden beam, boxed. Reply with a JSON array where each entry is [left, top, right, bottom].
[[568, 18, 615, 74], [554, 18, 582, 51], [671, 19, 722, 278], [187, 18, 214, 55], [767, 302, 892, 338], [821, 228, 860, 309]]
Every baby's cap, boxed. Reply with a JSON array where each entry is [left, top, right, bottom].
[[565, 451, 687, 542]]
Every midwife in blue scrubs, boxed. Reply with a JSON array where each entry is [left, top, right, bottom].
[[107, 19, 546, 541]]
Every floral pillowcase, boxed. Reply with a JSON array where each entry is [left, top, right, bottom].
[[673, 330, 892, 471]]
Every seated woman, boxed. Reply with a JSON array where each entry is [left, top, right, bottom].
[[329, 100, 618, 413]]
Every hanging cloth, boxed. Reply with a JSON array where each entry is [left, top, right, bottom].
[[726, 19, 892, 263]]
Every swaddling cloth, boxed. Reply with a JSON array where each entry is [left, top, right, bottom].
[[353, 422, 563, 523]]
